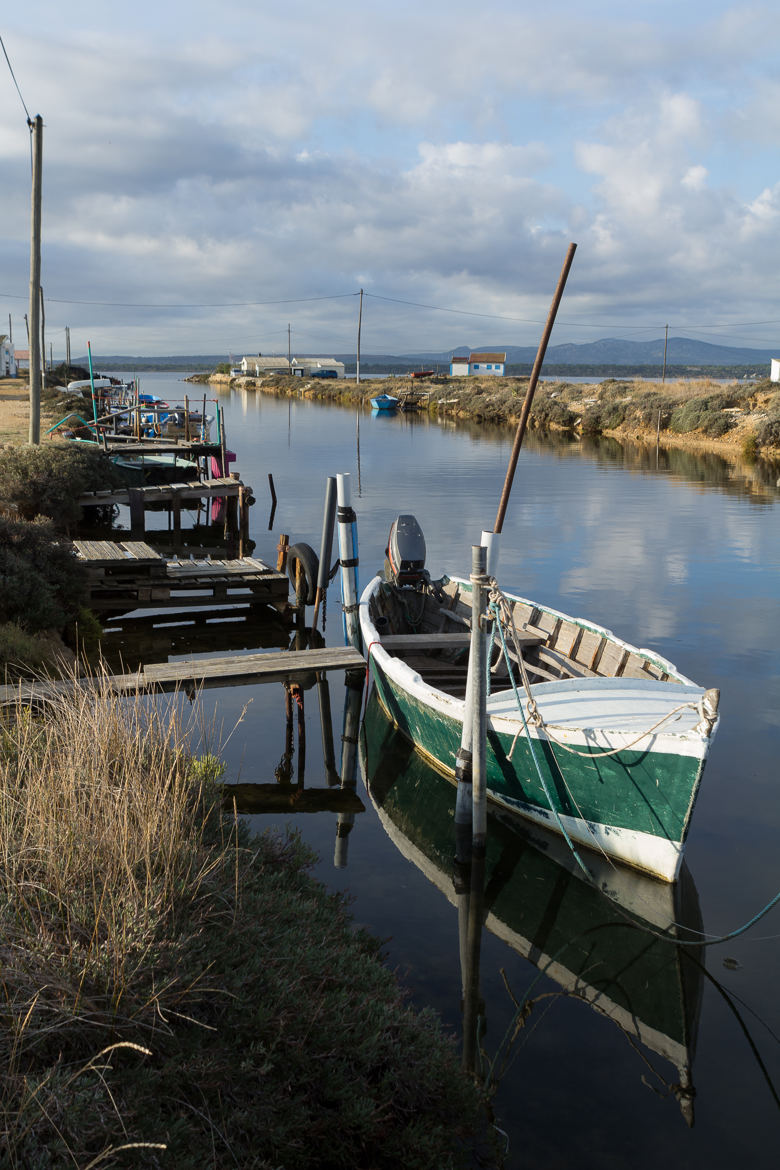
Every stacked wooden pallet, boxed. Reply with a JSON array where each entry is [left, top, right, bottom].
[[73, 540, 289, 616]]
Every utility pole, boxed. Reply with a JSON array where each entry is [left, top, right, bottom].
[[662, 323, 669, 384], [65, 325, 71, 367], [7, 315, 11, 345], [356, 288, 363, 384], [28, 114, 43, 444], [287, 323, 291, 371], [40, 286, 46, 384]]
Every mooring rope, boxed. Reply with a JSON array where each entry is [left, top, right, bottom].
[[484, 578, 780, 948]]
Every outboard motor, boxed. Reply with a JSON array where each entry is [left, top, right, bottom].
[[384, 514, 427, 587]]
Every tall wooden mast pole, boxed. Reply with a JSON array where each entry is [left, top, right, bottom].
[[28, 114, 43, 445], [493, 242, 576, 534]]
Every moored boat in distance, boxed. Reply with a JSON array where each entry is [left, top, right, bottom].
[[370, 393, 399, 412], [359, 514, 720, 883]]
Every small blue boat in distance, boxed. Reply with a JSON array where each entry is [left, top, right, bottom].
[[371, 393, 399, 412]]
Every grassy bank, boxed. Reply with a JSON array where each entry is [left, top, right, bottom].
[[212, 372, 780, 462], [0, 676, 493, 1168]]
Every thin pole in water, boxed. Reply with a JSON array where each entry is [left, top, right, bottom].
[[468, 544, 489, 849], [493, 242, 577, 536]]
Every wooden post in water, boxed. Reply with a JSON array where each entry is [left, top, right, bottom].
[[468, 544, 489, 850]]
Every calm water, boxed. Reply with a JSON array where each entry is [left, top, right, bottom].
[[114, 374, 780, 1168]]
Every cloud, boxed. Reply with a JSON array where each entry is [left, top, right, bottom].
[[3, 4, 780, 354]]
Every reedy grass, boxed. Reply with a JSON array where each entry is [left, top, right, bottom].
[[0, 669, 493, 1168]]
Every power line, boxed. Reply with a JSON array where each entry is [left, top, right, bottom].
[[0, 291, 359, 309], [0, 34, 31, 122]]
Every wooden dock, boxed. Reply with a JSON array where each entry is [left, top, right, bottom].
[[77, 477, 253, 543], [73, 540, 289, 616], [77, 476, 252, 510], [0, 646, 366, 707]]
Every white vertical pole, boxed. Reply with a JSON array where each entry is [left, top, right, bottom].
[[480, 529, 500, 578], [337, 473, 361, 651], [469, 544, 489, 849]]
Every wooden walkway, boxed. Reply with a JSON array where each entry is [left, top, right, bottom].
[[77, 476, 251, 509], [73, 540, 289, 615], [0, 646, 366, 707]]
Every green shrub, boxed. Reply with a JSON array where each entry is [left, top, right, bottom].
[[0, 443, 128, 529], [0, 516, 87, 631], [669, 395, 737, 437], [532, 395, 577, 428], [0, 622, 70, 677], [742, 433, 759, 461], [580, 401, 629, 434], [755, 409, 780, 450]]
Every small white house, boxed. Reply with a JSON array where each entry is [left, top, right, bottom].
[[770, 358, 780, 383], [0, 336, 16, 377], [237, 354, 345, 379], [239, 354, 293, 376], [449, 351, 506, 377], [291, 358, 345, 379]]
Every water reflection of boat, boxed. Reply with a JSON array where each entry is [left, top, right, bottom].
[[360, 692, 704, 1125]]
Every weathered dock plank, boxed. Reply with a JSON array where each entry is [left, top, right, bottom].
[[78, 477, 251, 509], [0, 646, 366, 706]]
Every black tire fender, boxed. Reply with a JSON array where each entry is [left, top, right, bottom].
[[286, 542, 319, 606]]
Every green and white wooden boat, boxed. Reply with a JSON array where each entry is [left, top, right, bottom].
[[360, 691, 703, 1122], [359, 527, 720, 883]]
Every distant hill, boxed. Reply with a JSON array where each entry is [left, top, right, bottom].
[[399, 337, 777, 367], [82, 336, 777, 373]]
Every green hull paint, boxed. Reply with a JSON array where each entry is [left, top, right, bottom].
[[362, 692, 703, 1065], [369, 660, 702, 849]]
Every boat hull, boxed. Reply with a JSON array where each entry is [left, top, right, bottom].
[[360, 575, 715, 882], [361, 691, 703, 1092]]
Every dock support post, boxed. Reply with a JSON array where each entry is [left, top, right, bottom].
[[172, 493, 182, 547], [128, 488, 145, 538], [238, 485, 249, 557]]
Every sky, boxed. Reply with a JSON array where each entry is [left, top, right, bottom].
[[2, 0, 780, 360]]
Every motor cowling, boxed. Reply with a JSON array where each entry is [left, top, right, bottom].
[[385, 514, 427, 586]]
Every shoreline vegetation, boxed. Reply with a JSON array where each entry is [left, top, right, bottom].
[[0, 375, 497, 1166], [0, 366, 776, 1163], [0, 678, 493, 1167], [193, 369, 780, 464]]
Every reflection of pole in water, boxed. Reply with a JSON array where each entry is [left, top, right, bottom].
[[317, 672, 340, 787], [334, 670, 365, 868], [460, 840, 486, 1078], [356, 407, 362, 496]]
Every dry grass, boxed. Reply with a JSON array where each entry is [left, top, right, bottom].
[[0, 669, 491, 1168]]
